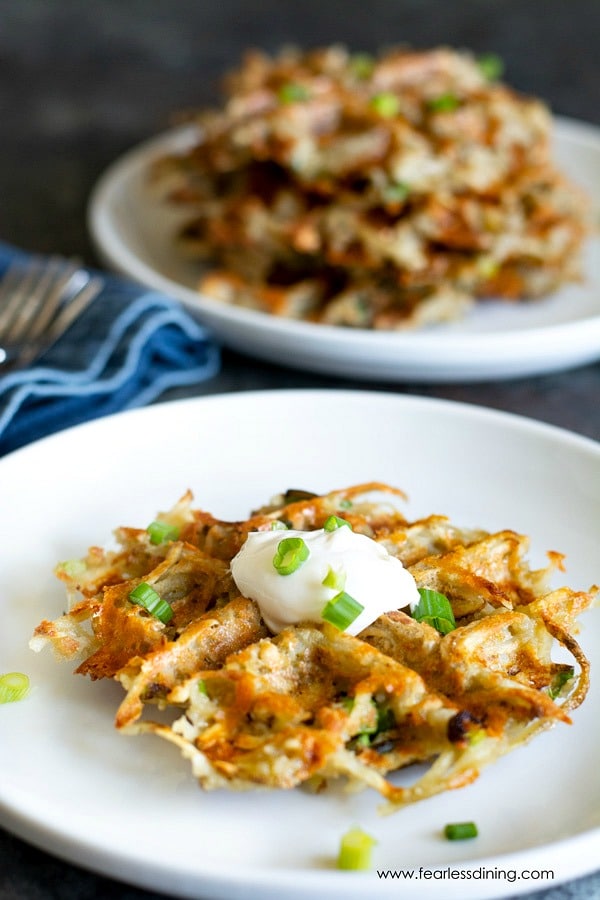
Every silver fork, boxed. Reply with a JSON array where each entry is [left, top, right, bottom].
[[0, 256, 104, 372]]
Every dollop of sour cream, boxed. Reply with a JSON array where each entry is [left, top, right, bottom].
[[230, 524, 420, 635]]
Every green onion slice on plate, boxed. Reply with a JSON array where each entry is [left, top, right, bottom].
[[337, 826, 377, 870], [0, 672, 30, 704], [444, 821, 478, 840], [272, 537, 310, 575], [146, 520, 180, 545], [412, 588, 456, 634], [427, 92, 460, 112], [369, 91, 400, 117], [477, 52, 504, 81], [277, 83, 310, 104], [129, 582, 173, 624], [322, 591, 364, 631], [323, 515, 351, 531], [322, 566, 346, 592]]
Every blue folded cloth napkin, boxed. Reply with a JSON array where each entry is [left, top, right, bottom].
[[0, 242, 220, 456]]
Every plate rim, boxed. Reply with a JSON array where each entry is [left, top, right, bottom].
[[2, 386, 600, 465], [86, 117, 600, 383]]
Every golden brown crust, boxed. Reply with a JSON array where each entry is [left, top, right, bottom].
[[30, 483, 596, 810]]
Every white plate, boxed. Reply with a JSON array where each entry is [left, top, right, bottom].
[[1, 390, 599, 899], [88, 118, 600, 383]]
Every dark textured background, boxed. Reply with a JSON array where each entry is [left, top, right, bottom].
[[0, 2, 599, 898]]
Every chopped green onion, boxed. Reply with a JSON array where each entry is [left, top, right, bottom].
[[477, 52, 504, 81], [277, 82, 310, 104], [146, 520, 180, 545], [322, 566, 346, 592], [549, 667, 575, 699], [129, 582, 174, 624], [383, 181, 410, 204], [197, 678, 207, 695], [339, 499, 353, 509], [444, 822, 478, 841], [56, 558, 87, 578], [375, 704, 395, 733], [322, 591, 364, 630], [0, 672, 30, 704], [412, 588, 456, 635], [340, 695, 355, 713], [467, 727, 487, 746], [323, 515, 352, 532], [350, 52, 375, 79], [369, 91, 400, 118], [476, 255, 500, 279], [272, 537, 310, 575], [337, 826, 377, 870], [270, 520, 289, 531], [427, 92, 460, 113], [352, 699, 395, 747]]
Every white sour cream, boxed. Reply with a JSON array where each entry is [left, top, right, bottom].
[[230, 525, 420, 635]]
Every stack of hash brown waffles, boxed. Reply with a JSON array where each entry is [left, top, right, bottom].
[[31, 483, 595, 811], [151, 45, 591, 329]]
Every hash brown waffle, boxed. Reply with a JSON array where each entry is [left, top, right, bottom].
[[31, 483, 595, 811], [151, 45, 590, 329]]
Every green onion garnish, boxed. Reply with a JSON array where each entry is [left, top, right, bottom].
[[352, 700, 395, 747], [129, 582, 174, 624], [56, 558, 87, 577], [322, 566, 346, 592], [549, 667, 575, 699], [383, 181, 410, 204], [322, 591, 364, 631], [427, 92, 460, 113], [369, 91, 400, 118], [477, 52, 504, 81], [339, 499, 353, 509], [337, 826, 377, 870], [375, 704, 395, 733], [147, 520, 180, 545], [270, 520, 289, 531], [277, 82, 310, 104], [476, 255, 500, 279], [340, 695, 355, 713], [272, 537, 310, 575], [412, 588, 456, 634], [197, 678, 207, 695], [350, 52, 375, 79], [323, 515, 351, 532], [0, 672, 30, 704], [444, 821, 478, 841], [467, 727, 487, 746]]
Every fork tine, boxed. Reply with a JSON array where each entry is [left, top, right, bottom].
[[1, 258, 77, 346], [24, 265, 88, 343], [0, 260, 49, 338], [45, 275, 104, 341], [9, 274, 104, 370], [0, 257, 105, 372]]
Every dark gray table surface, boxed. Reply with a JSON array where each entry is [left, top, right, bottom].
[[0, 2, 598, 899]]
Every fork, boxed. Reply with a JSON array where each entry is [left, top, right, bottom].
[[0, 256, 104, 372]]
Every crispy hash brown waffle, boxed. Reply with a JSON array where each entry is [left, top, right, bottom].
[[31, 483, 595, 812], [151, 45, 590, 329]]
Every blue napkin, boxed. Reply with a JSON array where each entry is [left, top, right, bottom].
[[0, 243, 220, 456]]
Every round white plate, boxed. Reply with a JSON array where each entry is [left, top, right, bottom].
[[88, 118, 600, 383], [1, 390, 599, 899]]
